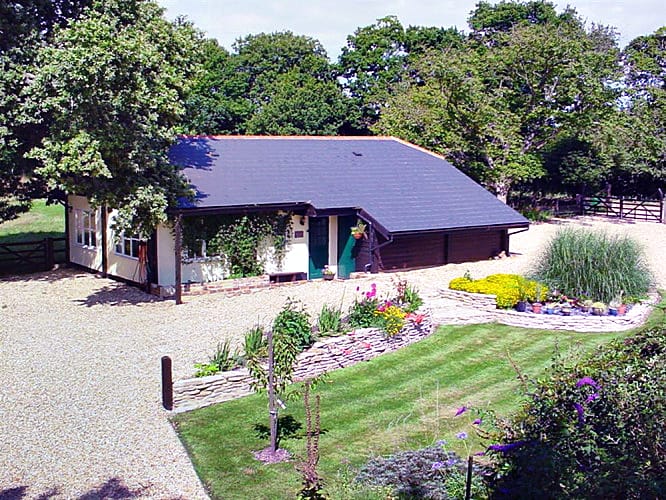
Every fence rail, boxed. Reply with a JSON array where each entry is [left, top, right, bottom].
[[582, 194, 664, 223], [0, 237, 66, 274]]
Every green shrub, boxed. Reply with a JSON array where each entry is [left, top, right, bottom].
[[396, 280, 424, 312], [194, 339, 240, 377], [519, 207, 551, 222], [449, 274, 547, 308], [273, 298, 312, 350], [348, 284, 382, 328], [532, 227, 653, 303], [243, 326, 266, 359], [317, 304, 345, 336], [488, 327, 666, 498]]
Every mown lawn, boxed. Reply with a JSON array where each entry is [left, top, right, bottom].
[[0, 199, 65, 243], [172, 316, 654, 500]]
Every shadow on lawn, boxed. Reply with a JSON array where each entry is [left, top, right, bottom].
[[0, 478, 147, 499], [253, 414, 328, 447]]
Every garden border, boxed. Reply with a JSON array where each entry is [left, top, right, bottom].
[[172, 312, 433, 413], [439, 289, 659, 332]]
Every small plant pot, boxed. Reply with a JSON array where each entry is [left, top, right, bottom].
[[608, 307, 618, 316], [515, 301, 528, 312], [531, 303, 542, 314], [592, 307, 605, 316], [561, 308, 571, 316], [545, 307, 555, 315], [618, 304, 627, 315], [352, 232, 363, 240], [322, 273, 335, 281]]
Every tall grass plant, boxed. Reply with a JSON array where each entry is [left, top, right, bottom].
[[532, 227, 653, 302]]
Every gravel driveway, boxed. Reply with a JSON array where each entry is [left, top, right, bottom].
[[0, 216, 664, 498]]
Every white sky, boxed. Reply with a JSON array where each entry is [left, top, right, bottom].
[[158, 0, 665, 58]]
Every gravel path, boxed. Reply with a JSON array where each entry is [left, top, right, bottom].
[[0, 216, 664, 498]]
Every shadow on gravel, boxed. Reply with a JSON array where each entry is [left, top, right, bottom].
[[0, 478, 150, 500], [75, 283, 163, 307]]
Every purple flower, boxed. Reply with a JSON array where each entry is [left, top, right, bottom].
[[431, 461, 445, 470], [445, 458, 457, 467], [586, 392, 600, 403], [371, 283, 376, 289], [454, 406, 468, 416], [436, 439, 447, 446], [456, 432, 468, 440], [576, 377, 600, 390], [487, 441, 528, 453], [573, 402, 585, 426], [473, 418, 483, 425], [474, 451, 486, 456]]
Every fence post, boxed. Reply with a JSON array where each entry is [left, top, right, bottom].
[[619, 196, 624, 219], [161, 356, 173, 410], [44, 237, 54, 270], [659, 189, 664, 224]]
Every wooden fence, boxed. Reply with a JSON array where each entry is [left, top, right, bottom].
[[582, 192, 664, 223], [0, 237, 66, 275]]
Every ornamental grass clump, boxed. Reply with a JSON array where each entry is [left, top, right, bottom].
[[532, 227, 653, 303]]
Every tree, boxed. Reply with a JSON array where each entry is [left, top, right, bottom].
[[338, 16, 463, 130], [245, 71, 350, 135], [23, 0, 202, 237], [618, 27, 666, 195], [0, 0, 93, 222], [376, 7, 620, 201], [183, 31, 348, 136]]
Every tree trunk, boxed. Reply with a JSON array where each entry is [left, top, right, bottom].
[[267, 329, 278, 452]]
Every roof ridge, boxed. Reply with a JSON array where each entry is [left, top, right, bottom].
[[176, 134, 399, 141]]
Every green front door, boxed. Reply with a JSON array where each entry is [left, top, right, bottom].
[[308, 217, 329, 279], [337, 215, 356, 278]]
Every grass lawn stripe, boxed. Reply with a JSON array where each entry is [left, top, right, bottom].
[[173, 320, 632, 499]]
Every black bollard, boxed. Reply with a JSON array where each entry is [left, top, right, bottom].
[[161, 356, 173, 410]]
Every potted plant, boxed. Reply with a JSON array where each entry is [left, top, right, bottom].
[[591, 301, 607, 316], [544, 302, 557, 315], [531, 301, 543, 314], [351, 219, 367, 240], [531, 283, 544, 313], [579, 299, 593, 314], [560, 302, 572, 316], [515, 279, 529, 312], [322, 265, 335, 280]]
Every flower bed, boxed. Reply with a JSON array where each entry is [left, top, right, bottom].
[[172, 311, 433, 412]]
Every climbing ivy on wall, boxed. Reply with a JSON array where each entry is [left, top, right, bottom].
[[181, 213, 293, 277]]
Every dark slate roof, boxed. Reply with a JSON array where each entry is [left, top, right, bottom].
[[169, 136, 528, 234]]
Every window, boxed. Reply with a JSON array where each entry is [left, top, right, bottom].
[[75, 209, 97, 247], [115, 234, 142, 258]]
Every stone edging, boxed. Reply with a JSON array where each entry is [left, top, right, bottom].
[[172, 313, 434, 413], [439, 288, 659, 332]]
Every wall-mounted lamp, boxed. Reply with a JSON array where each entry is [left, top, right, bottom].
[[299, 216, 306, 226]]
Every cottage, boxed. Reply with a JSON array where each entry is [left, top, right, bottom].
[[66, 136, 528, 296]]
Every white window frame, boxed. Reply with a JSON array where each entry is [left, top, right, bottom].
[[115, 233, 142, 259], [74, 209, 97, 248]]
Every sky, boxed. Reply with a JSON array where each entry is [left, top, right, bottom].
[[157, 0, 665, 59]]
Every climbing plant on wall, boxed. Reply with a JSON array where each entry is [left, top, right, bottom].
[[181, 212, 293, 277]]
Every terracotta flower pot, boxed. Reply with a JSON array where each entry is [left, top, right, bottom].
[[352, 232, 363, 240], [531, 303, 542, 314], [618, 304, 627, 315]]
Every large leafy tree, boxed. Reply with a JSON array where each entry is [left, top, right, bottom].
[[183, 31, 350, 136], [0, 0, 92, 222], [24, 0, 202, 237], [376, 3, 620, 201], [338, 16, 463, 130], [618, 27, 666, 195]]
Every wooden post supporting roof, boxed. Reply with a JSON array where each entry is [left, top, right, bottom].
[[174, 213, 183, 305]]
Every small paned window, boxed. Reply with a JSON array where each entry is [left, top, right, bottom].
[[75, 209, 97, 247]]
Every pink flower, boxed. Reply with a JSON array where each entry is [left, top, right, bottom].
[[342, 349, 352, 355], [455, 406, 468, 417], [362, 342, 372, 349]]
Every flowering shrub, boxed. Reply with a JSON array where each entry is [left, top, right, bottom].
[[373, 302, 407, 337], [348, 282, 424, 336], [449, 274, 547, 308], [487, 326, 666, 498]]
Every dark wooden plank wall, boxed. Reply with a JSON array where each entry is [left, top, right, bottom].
[[379, 233, 446, 270], [447, 230, 505, 264]]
